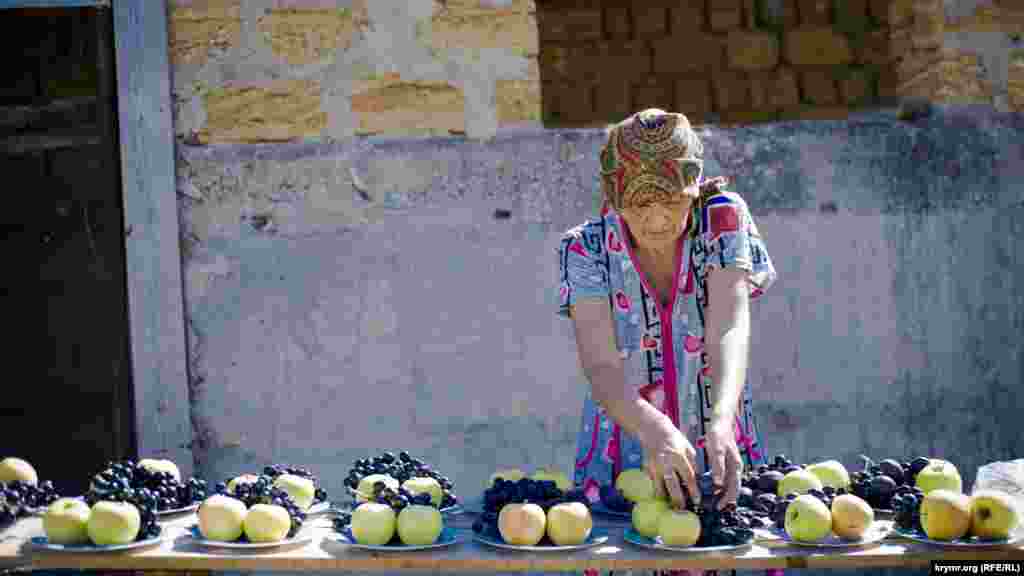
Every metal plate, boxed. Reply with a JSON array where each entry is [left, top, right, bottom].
[[157, 503, 199, 517], [892, 527, 1024, 548], [306, 501, 330, 516], [473, 527, 610, 551], [185, 525, 314, 549], [333, 526, 465, 551], [774, 522, 892, 547], [30, 535, 165, 552], [624, 527, 754, 553]]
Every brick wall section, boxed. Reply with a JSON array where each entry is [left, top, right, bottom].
[[536, 0, 895, 127]]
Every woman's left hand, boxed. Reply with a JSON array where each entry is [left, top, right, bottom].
[[703, 417, 743, 510]]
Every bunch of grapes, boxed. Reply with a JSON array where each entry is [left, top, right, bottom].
[[0, 480, 60, 523], [261, 465, 329, 505], [694, 505, 757, 547], [892, 489, 925, 533], [212, 475, 304, 539], [471, 477, 589, 535], [849, 456, 930, 510], [86, 460, 207, 512], [343, 451, 458, 510]]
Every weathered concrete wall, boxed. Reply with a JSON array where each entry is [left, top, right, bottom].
[[178, 106, 1024, 519]]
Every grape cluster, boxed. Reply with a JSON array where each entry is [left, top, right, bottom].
[[0, 480, 60, 523], [86, 460, 208, 513], [849, 456, 930, 510], [694, 505, 756, 547], [471, 477, 589, 535], [343, 451, 458, 509], [212, 475, 304, 539], [598, 484, 634, 513], [892, 489, 926, 533], [82, 472, 162, 541], [261, 465, 328, 504]]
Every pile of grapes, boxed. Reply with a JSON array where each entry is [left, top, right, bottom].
[[849, 456, 931, 511], [342, 451, 458, 509], [741, 454, 805, 503], [0, 480, 60, 524], [260, 464, 329, 505], [471, 477, 589, 535], [892, 490, 926, 533], [86, 460, 208, 513], [212, 475, 305, 539], [678, 473, 759, 547]]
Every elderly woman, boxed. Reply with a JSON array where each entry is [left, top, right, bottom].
[[558, 109, 778, 576]]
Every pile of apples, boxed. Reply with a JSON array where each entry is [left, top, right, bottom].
[[43, 497, 156, 546], [347, 500, 446, 546], [196, 471, 320, 543]]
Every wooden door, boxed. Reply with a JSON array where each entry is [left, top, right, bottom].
[[0, 6, 135, 497]]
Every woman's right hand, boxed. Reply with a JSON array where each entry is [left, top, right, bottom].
[[640, 415, 701, 510]]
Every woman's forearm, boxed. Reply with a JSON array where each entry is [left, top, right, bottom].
[[587, 363, 671, 441], [706, 270, 752, 426]]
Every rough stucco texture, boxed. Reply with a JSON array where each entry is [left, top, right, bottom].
[[177, 106, 1024, 513]]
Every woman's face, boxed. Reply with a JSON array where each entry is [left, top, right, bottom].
[[619, 184, 698, 250]]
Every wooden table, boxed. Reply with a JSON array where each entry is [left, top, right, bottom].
[[3, 511, 1023, 573]]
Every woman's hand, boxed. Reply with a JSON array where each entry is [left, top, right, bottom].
[[640, 416, 700, 510], [703, 417, 744, 510]]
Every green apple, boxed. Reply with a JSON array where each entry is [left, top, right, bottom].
[[0, 457, 38, 486], [243, 503, 291, 543], [805, 460, 850, 490], [921, 489, 971, 541], [396, 504, 444, 545], [545, 501, 592, 546], [87, 501, 141, 546], [351, 502, 397, 545], [616, 468, 656, 503], [402, 477, 443, 507], [915, 459, 962, 495], [197, 494, 247, 542], [138, 459, 181, 483], [777, 469, 824, 497], [227, 474, 260, 494], [657, 509, 701, 547], [784, 494, 832, 542], [42, 498, 91, 545], [969, 490, 1019, 540], [356, 474, 399, 502], [489, 469, 525, 487], [497, 502, 546, 546], [631, 498, 670, 538], [273, 474, 316, 510], [530, 468, 572, 492]]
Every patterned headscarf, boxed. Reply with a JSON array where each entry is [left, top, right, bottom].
[[599, 108, 705, 213]]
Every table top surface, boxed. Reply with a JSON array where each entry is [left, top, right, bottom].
[[3, 509, 1023, 572]]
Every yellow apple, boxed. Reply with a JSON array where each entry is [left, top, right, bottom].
[[273, 474, 316, 510], [777, 469, 824, 498], [356, 474, 399, 502], [616, 468, 656, 503], [402, 477, 443, 507], [351, 502, 397, 545], [784, 494, 831, 542], [657, 509, 701, 547], [969, 490, 1019, 540], [920, 489, 971, 541], [498, 502, 546, 546], [138, 459, 181, 483], [243, 504, 291, 543], [43, 498, 91, 545], [397, 504, 443, 546], [531, 468, 572, 492], [831, 494, 874, 540], [546, 501, 592, 545], [87, 501, 141, 546], [0, 457, 38, 486], [631, 499, 670, 538], [197, 494, 247, 542], [805, 460, 851, 490], [915, 460, 962, 495]]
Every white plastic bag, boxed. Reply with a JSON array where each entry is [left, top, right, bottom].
[[971, 459, 1024, 533]]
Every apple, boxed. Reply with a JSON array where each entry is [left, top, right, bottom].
[[351, 502, 397, 545], [197, 494, 248, 542], [805, 460, 851, 490], [531, 468, 572, 492], [969, 490, 1019, 540], [916, 459, 962, 495], [87, 501, 141, 546], [657, 509, 701, 547], [498, 502, 546, 546], [243, 504, 292, 543], [396, 504, 444, 545], [830, 494, 874, 540], [631, 498, 670, 538], [489, 469, 525, 486], [784, 494, 832, 542], [402, 477, 443, 507], [921, 489, 971, 541], [227, 474, 260, 494], [616, 468, 656, 503], [273, 474, 316, 510], [138, 458, 181, 483], [356, 474, 399, 502], [546, 501, 592, 545], [0, 457, 38, 486], [42, 498, 91, 545], [777, 469, 824, 498]]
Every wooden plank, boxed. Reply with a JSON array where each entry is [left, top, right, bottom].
[[111, 1, 193, 475], [3, 515, 1024, 573]]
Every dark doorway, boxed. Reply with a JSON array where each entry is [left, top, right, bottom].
[[0, 5, 135, 497]]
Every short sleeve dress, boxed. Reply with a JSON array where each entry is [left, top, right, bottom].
[[556, 187, 778, 501]]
